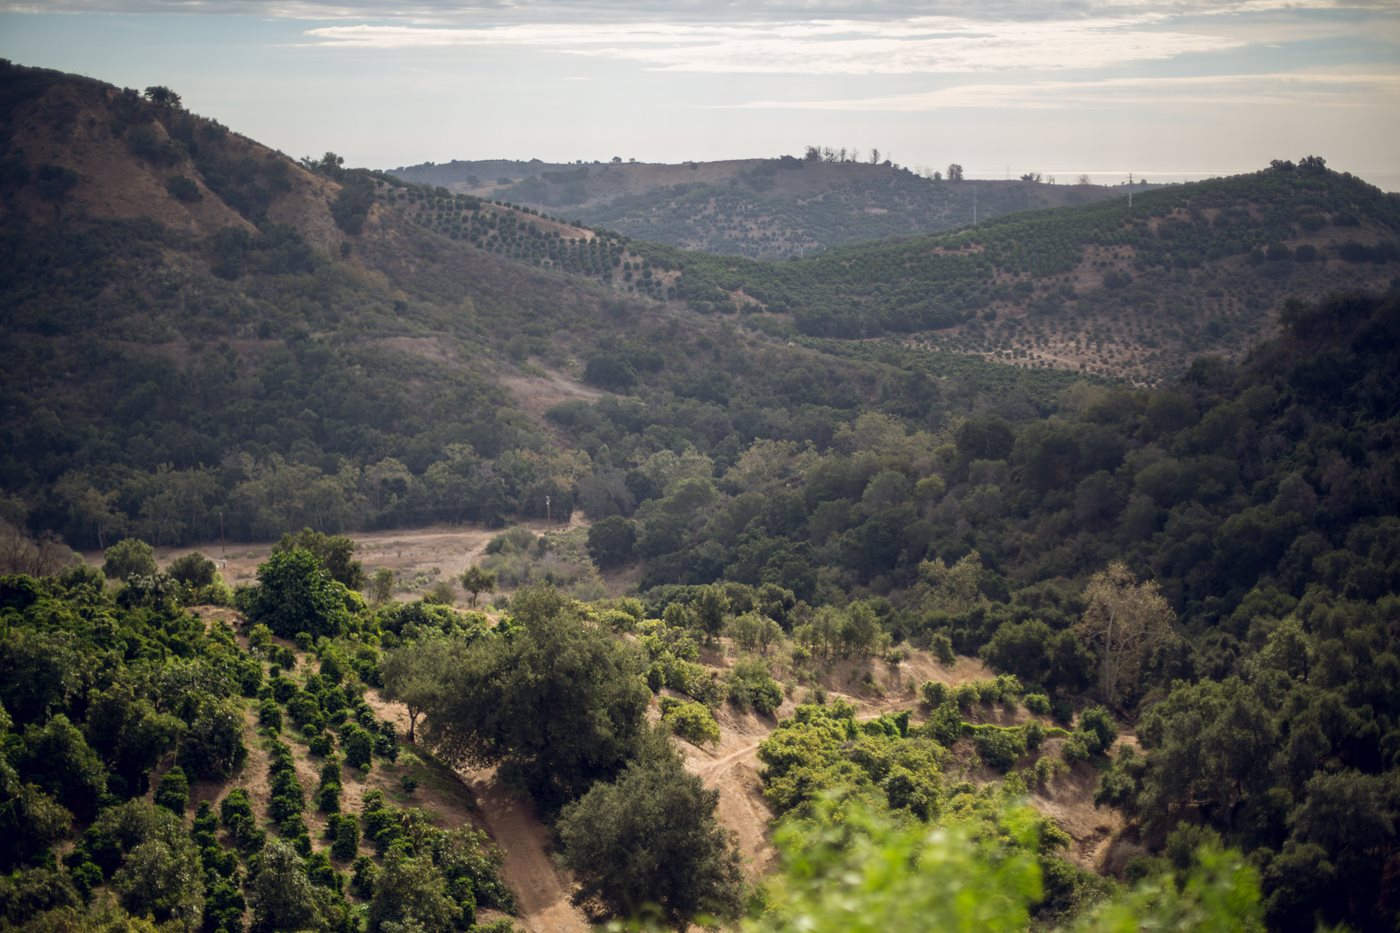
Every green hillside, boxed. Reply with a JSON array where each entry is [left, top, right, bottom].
[[637, 162, 1400, 381], [391, 155, 1145, 259], [4, 59, 1400, 933]]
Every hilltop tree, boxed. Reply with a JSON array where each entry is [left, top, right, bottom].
[[273, 528, 364, 589], [947, 163, 964, 182], [142, 85, 182, 109]]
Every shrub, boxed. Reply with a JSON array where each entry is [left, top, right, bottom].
[[1077, 706, 1117, 755], [342, 724, 373, 771], [921, 681, 949, 707], [1034, 754, 1069, 787], [1061, 733, 1091, 764], [929, 632, 956, 665], [316, 781, 342, 814], [662, 699, 721, 746], [972, 726, 1028, 771], [953, 682, 982, 711], [1024, 693, 1051, 716], [258, 698, 282, 733], [330, 813, 360, 861], [153, 767, 189, 814], [351, 855, 379, 898], [1024, 721, 1045, 751], [727, 657, 784, 715]]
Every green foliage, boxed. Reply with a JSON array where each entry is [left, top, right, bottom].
[[102, 538, 157, 581], [273, 529, 365, 589], [459, 565, 496, 607], [367, 851, 459, 931], [178, 698, 247, 780], [153, 766, 189, 814], [660, 698, 720, 746], [243, 547, 351, 639], [727, 656, 784, 715], [249, 838, 322, 932], [971, 725, 1030, 771], [759, 702, 946, 820], [425, 587, 651, 807], [558, 745, 744, 926], [587, 515, 638, 568]]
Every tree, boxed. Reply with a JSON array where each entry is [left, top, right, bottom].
[[426, 587, 650, 806], [103, 538, 157, 581], [1074, 562, 1174, 707], [249, 838, 322, 932], [558, 745, 743, 925], [17, 715, 106, 820], [112, 835, 204, 928], [693, 584, 729, 644], [947, 163, 964, 182], [381, 633, 461, 744], [273, 529, 364, 589], [368, 567, 395, 607], [167, 551, 216, 587], [459, 565, 496, 608], [178, 697, 247, 780], [243, 547, 351, 639], [587, 515, 637, 569], [142, 85, 182, 108], [367, 852, 458, 932]]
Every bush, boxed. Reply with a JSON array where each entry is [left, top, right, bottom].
[[258, 697, 282, 733], [316, 781, 342, 814], [727, 656, 784, 715], [1061, 733, 1091, 764], [921, 681, 949, 707], [342, 724, 373, 771], [953, 682, 982, 711], [102, 538, 157, 581], [153, 767, 189, 814], [662, 699, 721, 746], [1077, 706, 1117, 755], [972, 726, 1028, 771], [330, 813, 360, 861], [1024, 693, 1051, 716], [930, 632, 956, 665]]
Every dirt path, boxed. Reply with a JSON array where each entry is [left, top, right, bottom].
[[464, 768, 588, 933], [360, 687, 589, 933]]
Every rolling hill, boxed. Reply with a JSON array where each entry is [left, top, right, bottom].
[[390, 155, 1147, 259]]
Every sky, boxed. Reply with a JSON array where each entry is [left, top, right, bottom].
[[2, 1, 1398, 188]]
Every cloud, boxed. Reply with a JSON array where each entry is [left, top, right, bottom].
[[728, 71, 1400, 110], [299, 15, 1249, 74], [6, 0, 1395, 21]]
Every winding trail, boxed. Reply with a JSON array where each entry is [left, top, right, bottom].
[[464, 768, 589, 933]]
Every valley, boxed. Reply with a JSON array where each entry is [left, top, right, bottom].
[[1, 55, 1399, 933]]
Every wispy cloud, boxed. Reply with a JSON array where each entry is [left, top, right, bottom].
[[728, 71, 1400, 110], [4, 0, 1395, 19], [301, 16, 1247, 74]]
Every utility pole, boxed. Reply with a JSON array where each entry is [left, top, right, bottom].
[[545, 495, 552, 526], [219, 511, 225, 560]]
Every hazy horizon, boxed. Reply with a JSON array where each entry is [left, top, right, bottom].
[[2, 1, 1397, 194]]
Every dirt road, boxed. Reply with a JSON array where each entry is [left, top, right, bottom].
[[465, 768, 589, 933]]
